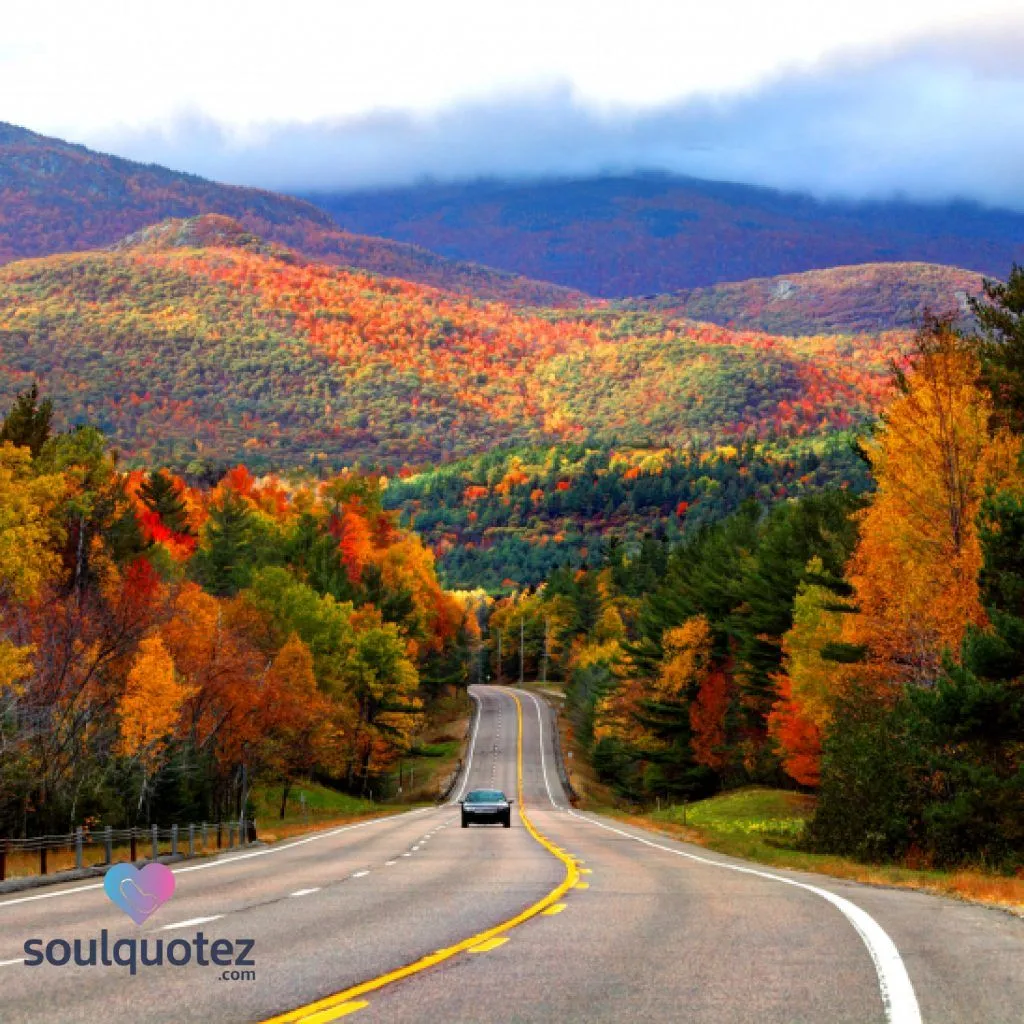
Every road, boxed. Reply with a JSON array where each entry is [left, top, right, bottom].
[[0, 684, 1021, 1023]]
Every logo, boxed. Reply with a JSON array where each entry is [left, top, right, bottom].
[[103, 863, 176, 925]]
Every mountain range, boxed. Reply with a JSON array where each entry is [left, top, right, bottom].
[[0, 120, 1007, 478], [0, 214, 893, 471], [0, 122, 581, 306], [304, 174, 1024, 297]]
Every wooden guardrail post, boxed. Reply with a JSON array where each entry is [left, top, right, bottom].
[[104, 825, 113, 864], [39, 845, 47, 876], [0, 839, 8, 881], [130, 829, 137, 862], [75, 827, 84, 870]]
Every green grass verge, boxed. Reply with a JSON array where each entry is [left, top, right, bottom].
[[251, 781, 378, 828], [603, 786, 1023, 913]]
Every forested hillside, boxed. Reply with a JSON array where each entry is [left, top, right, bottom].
[[620, 262, 987, 335], [0, 387, 479, 836], [0, 123, 581, 306], [385, 438, 871, 590], [0, 215, 894, 471], [307, 174, 1024, 296], [512, 270, 1024, 871]]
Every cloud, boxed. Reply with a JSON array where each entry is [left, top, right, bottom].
[[87, 26, 1024, 209]]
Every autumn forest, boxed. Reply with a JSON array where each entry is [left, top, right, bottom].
[[0, 123, 1022, 878]]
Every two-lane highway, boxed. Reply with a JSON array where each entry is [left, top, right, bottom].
[[0, 686, 563, 1023], [1, 684, 1022, 1023]]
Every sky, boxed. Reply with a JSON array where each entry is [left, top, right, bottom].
[[4, 0, 1024, 206]]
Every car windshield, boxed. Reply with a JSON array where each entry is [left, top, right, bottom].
[[466, 790, 506, 803]]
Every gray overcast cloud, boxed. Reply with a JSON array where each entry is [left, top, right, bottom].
[[89, 28, 1024, 209]]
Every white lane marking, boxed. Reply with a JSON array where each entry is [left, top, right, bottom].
[[0, 958, 24, 967], [452, 688, 484, 803], [568, 811, 921, 1024], [290, 888, 321, 897], [160, 915, 223, 930], [351, 871, 370, 878], [411, 845, 420, 851], [517, 689, 560, 809], [402, 853, 412, 857], [0, 809, 434, 910], [385, 860, 397, 866]]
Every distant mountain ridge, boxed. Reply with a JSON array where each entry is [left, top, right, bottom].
[[0, 122, 584, 306], [619, 263, 988, 336], [304, 174, 1024, 297]]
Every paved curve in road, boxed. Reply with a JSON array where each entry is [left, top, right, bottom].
[[0, 684, 1021, 1023]]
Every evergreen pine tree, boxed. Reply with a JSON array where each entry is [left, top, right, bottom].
[[139, 469, 193, 536], [192, 491, 253, 596], [0, 383, 53, 456]]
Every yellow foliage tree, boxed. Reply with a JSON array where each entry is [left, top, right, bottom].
[[0, 443, 63, 602], [0, 443, 64, 694], [776, 562, 847, 732], [118, 635, 191, 771], [845, 324, 1023, 685], [594, 616, 713, 751]]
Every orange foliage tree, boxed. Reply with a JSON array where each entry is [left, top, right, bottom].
[[843, 322, 1022, 687]]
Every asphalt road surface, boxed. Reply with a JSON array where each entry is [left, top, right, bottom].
[[0, 684, 1021, 1023]]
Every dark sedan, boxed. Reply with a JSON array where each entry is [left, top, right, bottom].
[[460, 788, 513, 827]]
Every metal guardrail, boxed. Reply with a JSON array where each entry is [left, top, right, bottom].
[[544, 698, 580, 806], [0, 819, 257, 882]]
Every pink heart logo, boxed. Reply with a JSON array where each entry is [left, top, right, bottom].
[[104, 863, 176, 925]]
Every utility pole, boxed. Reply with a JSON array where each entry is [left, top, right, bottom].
[[519, 616, 525, 684], [541, 616, 550, 685]]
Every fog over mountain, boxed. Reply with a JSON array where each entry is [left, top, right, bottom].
[[89, 26, 1024, 210]]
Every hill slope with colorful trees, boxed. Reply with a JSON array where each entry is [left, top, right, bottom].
[[385, 438, 871, 591], [619, 262, 987, 336], [305, 173, 1024, 297], [0, 389, 479, 836], [0, 122, 582, 307], [511, 271, 1024, 871], [0, 215, 895, 472]]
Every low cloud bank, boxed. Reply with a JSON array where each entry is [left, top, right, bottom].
[[90, 26, 1024, 209]]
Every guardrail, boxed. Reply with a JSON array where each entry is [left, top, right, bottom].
[[543, 698, 580, 806], [0, 819, 257, 882]]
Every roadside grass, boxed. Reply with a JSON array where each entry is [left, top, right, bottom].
[[599, 786, 1023, 916], [395, 688, 471, 802], [251, 781, 401, 843], [528, 681, 1024, 917]]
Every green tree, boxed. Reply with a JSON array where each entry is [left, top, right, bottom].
[[139, 469, 193, 536], [971, 264, 1024, 433], [192, 491, 253, 596], [0, 383, 53, 457]]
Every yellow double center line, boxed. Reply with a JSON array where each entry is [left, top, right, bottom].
[[262, 692, 579, 1023]]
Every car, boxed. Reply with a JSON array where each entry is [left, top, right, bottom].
[[460, 788, 513, 828]]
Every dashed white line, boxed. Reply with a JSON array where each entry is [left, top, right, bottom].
[[160, 915, 223, 930], [0, 807, 434, 910], [0, 958, 23, 968], [290, 888, 321, 897], [385, 860, 397, 866], [351, 870, 370, 878]]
